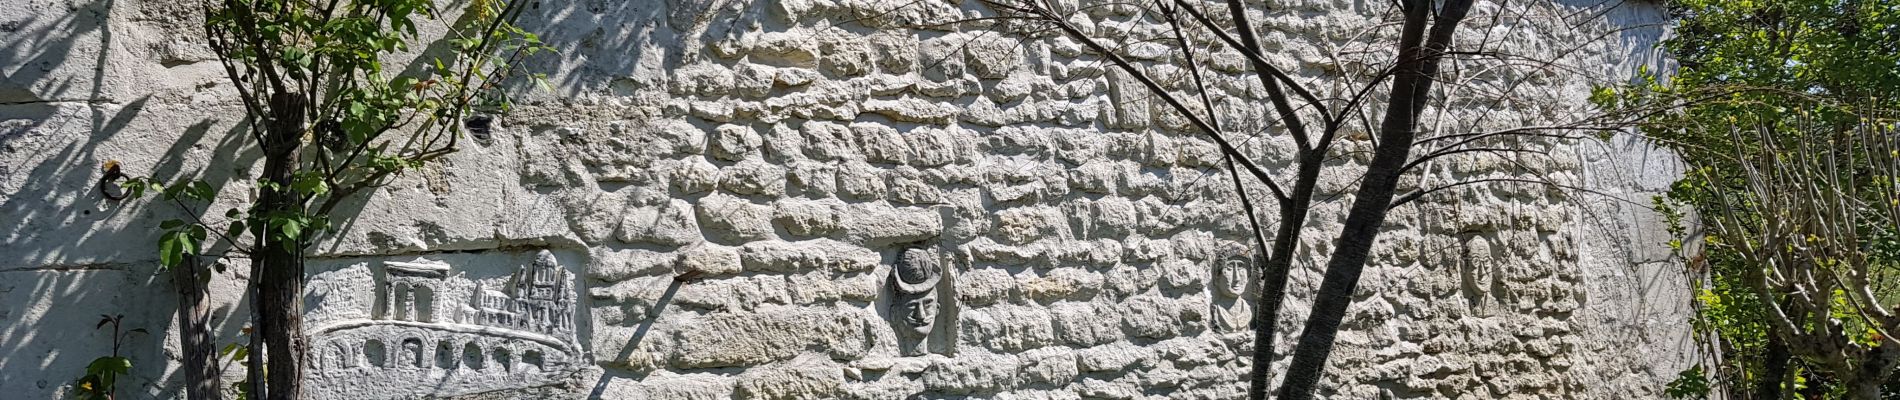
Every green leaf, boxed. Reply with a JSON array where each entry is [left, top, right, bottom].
[[282, 47, 310, 69], [218, 342, 242, 360], [123, 178, 153, 199], [159, 230, 187, 268], [161, 183, 187, 200], [1664, 365, 1709, 398], [291, 174, 329, 197], [188, 224, 208, 245], [190, 181, 216, 200], [85, 356, 131, 376], [226, 220, 247, 241], [280, 218, 304, 242], [1588, 85, 1617, 109], [392, 76, 417, 92]]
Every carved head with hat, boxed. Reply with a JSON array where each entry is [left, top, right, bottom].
[[890, 247, 940, 355]]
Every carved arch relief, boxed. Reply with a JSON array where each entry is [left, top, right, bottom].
[[392, 283, 412, 321], [435, 340, 457, 369], [415, 285, 435, 323], [402, 338, 426, 368], [462, 342, 486, 370], [493, 348, 513, 372], [523, 350, 545, 371], [365, 339, 387, 368], [321, 342, 357, 370]]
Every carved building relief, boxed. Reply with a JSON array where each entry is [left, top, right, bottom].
[[306, 250, 581, 399]]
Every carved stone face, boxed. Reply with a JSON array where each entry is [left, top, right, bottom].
[[1217, 259, 1248, 298], [891, 248, 941, 355], [899, 291, 938, 334]]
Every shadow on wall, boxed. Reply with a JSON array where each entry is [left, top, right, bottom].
[[1, 0, 112, 104], [0, 264, 254, 398], [0, 3, 158, 397], [510, 0, 838, 96], [3, 1, 254, 398], [0, 0, 265, 268], [1573, 132, 1701, 378], [1556, 0, 1691, 345], [511, 0, 675, 95], [0, 0, 677, 396], [585, 277, 681, 399], [1554, 0, 1673, 80], [0, 268, 169, 398]]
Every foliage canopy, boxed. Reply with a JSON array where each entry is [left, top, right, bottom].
[[1626, 0, 1900, 397]]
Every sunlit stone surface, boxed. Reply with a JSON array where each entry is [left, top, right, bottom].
[[0, 0, 1694, 398]]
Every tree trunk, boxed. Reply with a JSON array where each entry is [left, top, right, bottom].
[[1274, 1, 1472, 399], [1846, 380, 1881, 400], [1219, 4, 1332, 395], [246, 265, 264, 400], [173, 256, 220, 400], [1248, 151, 1323, 399], [1757, 335, 1789, 399], [257, 236, 305, 400], [1846, 343, 1899, 400], [257, 92, 307, 400]]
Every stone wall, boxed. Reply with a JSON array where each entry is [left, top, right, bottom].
[[0, 0, 1696, 398]]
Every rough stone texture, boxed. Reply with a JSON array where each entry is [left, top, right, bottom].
[[734, 355, 846, 399], [0, 0, 1696, 399], [617, 199, 703, 246]]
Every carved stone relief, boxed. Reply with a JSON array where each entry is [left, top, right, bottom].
[[888, 247, 942, 356], [1215, 258, 1248, 299], [1209, 257, 1252, 333], [307, 250, 581, 399], [1461, 235, 1500, 316]]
